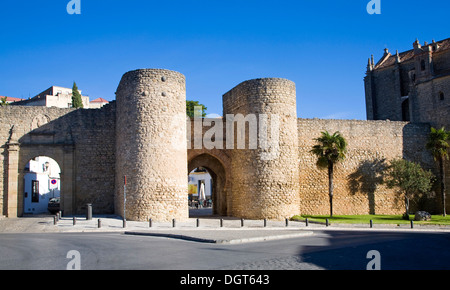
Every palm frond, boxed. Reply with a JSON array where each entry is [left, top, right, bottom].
[[311, 130, 347, 166], [426, 127, 450, 161]]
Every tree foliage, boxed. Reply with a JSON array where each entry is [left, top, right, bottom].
[[384, 158, 435, 219], [0, 97, 9, 107], [186, 100, 207, 118], [71, 82, 83, 108], [426, 127, 449, 216], [311, 131, 347, 168]]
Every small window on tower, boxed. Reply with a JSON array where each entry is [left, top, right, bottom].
[[439, 92, 444, 101], [421, 60, 426, 71]]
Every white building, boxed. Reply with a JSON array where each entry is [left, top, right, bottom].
[[89, 97, 109, 108], [11, 86, 109, 109], [23, 157, 61, 214], [188, 169, 212, 201]]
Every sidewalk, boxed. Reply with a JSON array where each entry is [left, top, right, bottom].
[[1, 214, 449, 244]]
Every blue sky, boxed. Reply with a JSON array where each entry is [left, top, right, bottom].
[[1, 0, 449, 119]]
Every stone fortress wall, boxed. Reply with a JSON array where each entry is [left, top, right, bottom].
[[0, 105, 116, 218], [223, 78, 300, 219], [298, 118, 435, 215], [0, 68, 445, 220], [115, 69, 188, 222]]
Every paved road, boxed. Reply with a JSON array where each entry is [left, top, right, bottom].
[[1, 230, 449, 270]]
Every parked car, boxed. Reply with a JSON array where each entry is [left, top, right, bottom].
[[48, 197, 60, 214]]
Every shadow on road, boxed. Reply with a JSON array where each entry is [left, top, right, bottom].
[[297, 230, 450, 270]]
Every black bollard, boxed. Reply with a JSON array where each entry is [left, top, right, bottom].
[[98, 219, 102, 228], [264, 218, 267, 227], [149, 218, 152, 228], [305, 218, 309, 227], [172, 218, 176, 228], [73, 216, 76, 226], [410, 220, 414, 229], [196, 218, 200, 227], [241, 218, 244, 227], [370, 220, 373, 228], [326, 219, 329, 227], [285, 218, 289, 227]]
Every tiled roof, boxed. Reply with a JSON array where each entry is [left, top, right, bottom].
[[90, 97, 109, 103], [374, 38, 450, 70], [0, 96, 23, 102]]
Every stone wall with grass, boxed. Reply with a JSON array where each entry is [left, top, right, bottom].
[[297, 118, 437, 215]]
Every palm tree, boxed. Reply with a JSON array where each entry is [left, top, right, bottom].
[[311, 131, 347, 217], [426, 127, 449, 216]]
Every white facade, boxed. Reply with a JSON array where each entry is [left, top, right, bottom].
[[23, 157, 61, 214], [89, 98, 109, 108], [43, 86, 89, 108], [15, 86, 93, 109], [188, 170, 212, 200]]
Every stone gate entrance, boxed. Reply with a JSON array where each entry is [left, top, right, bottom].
[[0, 68, 441, 221], [188, 153, 230, 216]]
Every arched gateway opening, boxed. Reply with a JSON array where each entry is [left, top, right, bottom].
[[14, 145, 75, 218], [188, 167, 213, 215], [23, 156, 61, 214], [188, 153, 228, 217]]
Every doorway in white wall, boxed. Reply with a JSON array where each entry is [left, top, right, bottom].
[[23, 156, 61, 214], [188, 167, 213, 216]]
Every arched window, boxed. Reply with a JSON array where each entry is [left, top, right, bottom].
[[439, 92, 445, 101]]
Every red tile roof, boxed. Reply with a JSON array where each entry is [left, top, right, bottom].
[[90, 98, 109, 103], [0, 96, 24, 102]]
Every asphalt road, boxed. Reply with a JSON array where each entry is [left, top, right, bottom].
[[0, 230, 449, 271]]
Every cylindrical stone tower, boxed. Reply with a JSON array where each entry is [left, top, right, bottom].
[[115, 69, 188, 222], [223, 78, 300, 220]]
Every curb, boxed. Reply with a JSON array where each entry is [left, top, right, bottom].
[[216, 231, 314, 244], [124, 231, 217, 243], [124, 230, 314, 244]]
